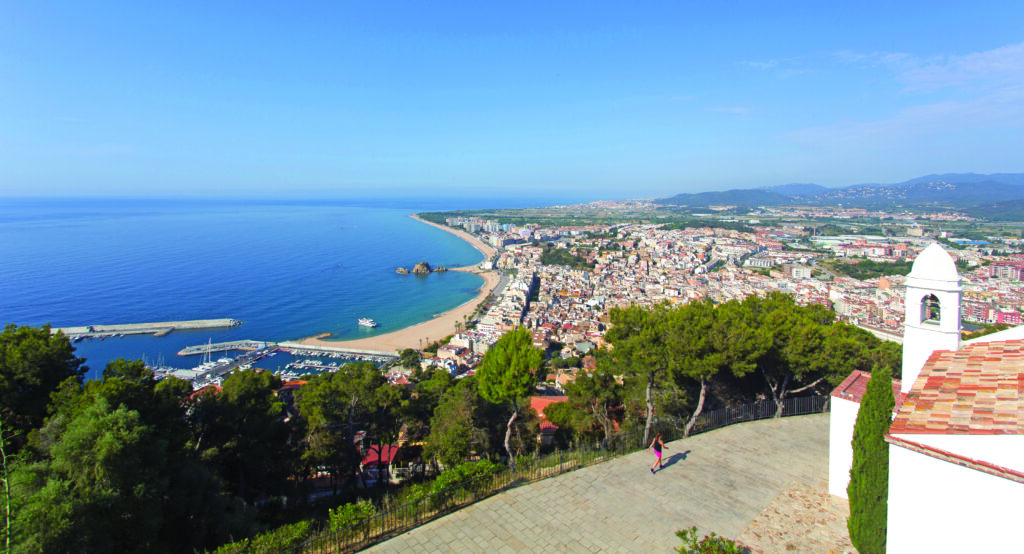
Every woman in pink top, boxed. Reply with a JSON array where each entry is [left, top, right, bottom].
[[648, 432, 665, 474]]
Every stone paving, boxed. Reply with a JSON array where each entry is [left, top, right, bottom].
[[367, 413, 842, 553]]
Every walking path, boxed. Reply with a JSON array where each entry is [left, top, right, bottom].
[[368, 414, 847, 553]]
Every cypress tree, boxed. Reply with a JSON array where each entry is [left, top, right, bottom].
[[847, 364, 895, 553]]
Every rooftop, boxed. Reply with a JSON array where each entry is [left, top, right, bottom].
[[530, 395, 568, 433], [889, 340, 1024, 435], [830, 369, 905, 412], [908, 243, 960, 284]]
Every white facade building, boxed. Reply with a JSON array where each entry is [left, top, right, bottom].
[[899, 243, 961, 394], [829, 243, 1024, 552], [828, 370, 901, 499]]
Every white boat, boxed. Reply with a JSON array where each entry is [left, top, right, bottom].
[[358, 317, 378, 328]]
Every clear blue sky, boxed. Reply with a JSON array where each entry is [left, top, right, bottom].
[[2, 1, 1023, 200]]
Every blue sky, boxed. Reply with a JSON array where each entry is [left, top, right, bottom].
[[2, 1, 1023, 200]]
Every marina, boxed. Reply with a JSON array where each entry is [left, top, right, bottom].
[[276, 342, 398, 362], [177, 339, 270, 356], [151, 341, 399, 389]]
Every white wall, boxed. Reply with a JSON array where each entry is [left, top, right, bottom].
[[828, 397, 859, 498], [888, 443, 1024, 553], [895, 433, 1024, 473], [900, 324, 959, 395]]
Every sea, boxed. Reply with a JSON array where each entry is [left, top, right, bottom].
[[0, 196, 579, 380]]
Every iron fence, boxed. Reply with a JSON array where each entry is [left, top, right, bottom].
[[281, 395, 827, 553]]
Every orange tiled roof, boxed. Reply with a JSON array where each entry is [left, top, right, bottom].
[[530, 396, 568, 433], [890, 340, 1024, 435], [830, 370, 904, 412]]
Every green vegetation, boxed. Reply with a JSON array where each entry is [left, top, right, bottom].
[[11, 356, 253, 553], [848, 364, 894, 554], [0, 295, 899, 552], [0, 324, 86, 451], [825, 259, 913, 280], [1, 416, 14, 553], [544, 369, 622, 444], [661, 219, 755, 234], [537, 242, 595, 270], [477, 328, 544, 468], [600, 294, 899, 443], [963, 322, 1011, 341], [676, 526, 747, 553]]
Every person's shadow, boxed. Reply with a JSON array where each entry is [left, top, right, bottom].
[[659, 450, 691, 471]]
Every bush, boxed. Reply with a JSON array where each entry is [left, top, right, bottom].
[[328, 499, 376, 533], [212, 520, 313, 554], [675, 526, 748, 554], [425, 459, 501, 509]]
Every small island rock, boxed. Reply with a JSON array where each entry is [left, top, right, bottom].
[[396, 267, 410, 275], [435, 266, 448, 273]]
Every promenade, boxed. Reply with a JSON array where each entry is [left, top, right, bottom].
[[368, 414, 851, 553]]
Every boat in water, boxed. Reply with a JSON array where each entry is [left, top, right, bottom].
[[358, 317, 378, 328]]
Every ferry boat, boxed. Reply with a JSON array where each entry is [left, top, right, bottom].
[[358, 317, 378, 328]]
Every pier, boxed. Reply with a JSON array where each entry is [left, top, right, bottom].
[[53, 318, 242, 339], [277, 341, 398, 360], [177, 340, 270, 357]]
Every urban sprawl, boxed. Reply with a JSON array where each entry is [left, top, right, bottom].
[[422, 202, 1024, 388]]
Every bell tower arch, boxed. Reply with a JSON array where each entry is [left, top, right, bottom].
[[902, 244, 961, 394]]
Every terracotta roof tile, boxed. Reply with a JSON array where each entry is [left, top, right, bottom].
[[890, 339, 1024, 435], [530, 396, 568, 433], [830, 370, 904, 412]]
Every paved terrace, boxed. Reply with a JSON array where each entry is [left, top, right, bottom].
[[368, 414, 850, 553]]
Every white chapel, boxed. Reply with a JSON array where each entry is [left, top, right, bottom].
[[828, 243, 1024, 552]]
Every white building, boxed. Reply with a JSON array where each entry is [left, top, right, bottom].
[[829, 243, 1024, 552]]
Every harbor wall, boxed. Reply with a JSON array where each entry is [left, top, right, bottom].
[[53, 318, 242, 336]]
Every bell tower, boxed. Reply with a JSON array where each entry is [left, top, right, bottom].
[[901, 243, 961, 394]]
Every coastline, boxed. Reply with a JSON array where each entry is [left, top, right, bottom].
[[409, 214, 497, 259], [296, 214, 499, 353]]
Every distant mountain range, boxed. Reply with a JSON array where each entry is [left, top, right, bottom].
[[655, 173, 1024, 219]]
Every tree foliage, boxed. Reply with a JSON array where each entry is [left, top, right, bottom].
[[547, 369, 623, 442], [193, 370, 295, 504], [0, 324, 86, 450], [747, 293, 898, 416], [603, 304, 674, 444], [13, 358, 250, 553], [476, 328, 543, 466], [848, 364, 894, 554], [294, 363, 390, 491], [424, 381, 490, 469]]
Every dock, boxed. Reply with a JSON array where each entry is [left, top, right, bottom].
[[177, 340, 270, 357], [277, 342, 398, 360], [52, 319, 242, 339]]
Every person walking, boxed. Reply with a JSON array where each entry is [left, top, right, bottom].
[[648, 432, 666, 474]]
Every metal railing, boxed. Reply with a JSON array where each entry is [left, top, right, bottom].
[[282, 395, 828, 553]]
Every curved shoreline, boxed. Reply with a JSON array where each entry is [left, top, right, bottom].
[[409, 214, 497, 259], [296, 214, 498, 352]]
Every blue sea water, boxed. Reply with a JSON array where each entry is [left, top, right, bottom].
[[0, 196, 562, 380]]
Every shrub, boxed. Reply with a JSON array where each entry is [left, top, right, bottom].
[[425, 459, 501, 510], [675, 526, 747, 554], [328, 499, 376, 533], [847, 364, 894, 553], [212, 520, 312, 554]]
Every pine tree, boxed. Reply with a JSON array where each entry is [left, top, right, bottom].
[[847, 364, 894, 553]]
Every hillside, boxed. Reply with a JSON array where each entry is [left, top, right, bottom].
[[654, 173, 1024, 215]]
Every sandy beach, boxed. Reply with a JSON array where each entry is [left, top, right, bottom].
[[297, 215, 499, 353]]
